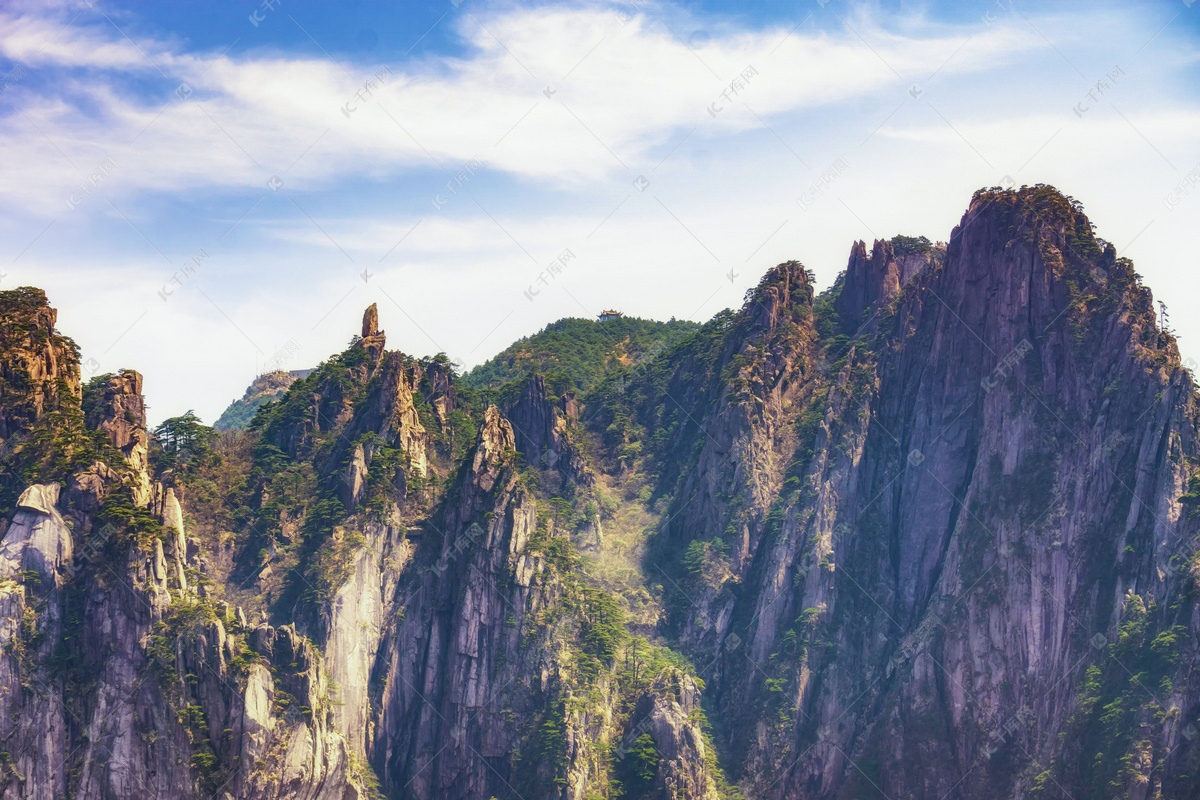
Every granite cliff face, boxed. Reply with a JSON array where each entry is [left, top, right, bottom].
[[613, 187, 1200, 799], [0, 288, 80, 441], [2, 186, 1199, 800], [832, 236, 939, 330]]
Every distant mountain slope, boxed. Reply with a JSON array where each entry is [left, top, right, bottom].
[[463, 315, 699, 394], [213, 369, 312, 430]]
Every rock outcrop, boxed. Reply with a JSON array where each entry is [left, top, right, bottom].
[[0, 483, 74, 799], [85, 369, 152, 502], [3, 186, 1199, 800], [358, 303, 386, 362], [372, 404, 560, 796], [508, 373, 592, 489], [639, 187, 1200, 799], [0, 287, 81, 440], [833, 237, 936, 329], [214, 369, 313, 432]]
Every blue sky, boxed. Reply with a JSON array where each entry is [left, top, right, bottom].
[[2, 0, 1199, 425]]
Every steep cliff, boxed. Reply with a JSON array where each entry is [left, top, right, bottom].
[[0, 287, 80, 442], [602, 186, 1200, 799], [2, 185, 1199, 800], [0, 296, 718, 800]]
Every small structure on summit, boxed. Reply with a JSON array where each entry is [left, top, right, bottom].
[[598, 309, 623, 322]]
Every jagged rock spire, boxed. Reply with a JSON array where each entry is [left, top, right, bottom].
[[86, 369, 152, 504], [834, 238, 934, 328], [358, 303, 386, 361], [362, 303, 380, 339]]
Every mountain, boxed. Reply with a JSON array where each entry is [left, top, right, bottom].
[[463, 315, 700, 394], [1, 185, 1198, 800], [213, 369, 313, 431]]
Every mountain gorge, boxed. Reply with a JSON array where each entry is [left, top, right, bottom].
[[1, 185, 1199, 800]]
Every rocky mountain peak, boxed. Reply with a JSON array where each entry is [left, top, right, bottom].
[[358, 303, 386, 360], [85, 369, 147, 446], [478, 405, 515, 458], [3, 186, 1199, 800], [470, 405, 515, 492], [718, 260, 819, 394], [0, 286, 82, 439], [928, 184, 1176, 368], [507, 373, 592, 490], [214, 369, 313, 431], [362, 303, 379, 338], [742, 260, 813, 334], [85, 369, 152, 500], [833, 235, 940, 331], [510, 373, 559, 457], [834, 238, 900, 323], [950, 184, 1103, 273]]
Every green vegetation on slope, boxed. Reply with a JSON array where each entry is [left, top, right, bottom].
[[463, 316, 699, 395], [1056, 592, 1192, 798], [0, 374, 133, 512], [214, 370, 312, 431], [213, 393, 278, 432]]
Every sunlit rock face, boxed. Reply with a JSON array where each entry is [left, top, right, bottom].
[[2, 187, 1199, 800]]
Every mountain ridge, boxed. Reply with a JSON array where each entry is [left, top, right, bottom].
[[1, 184, 1198, 800], [463, 315, 701, 396], [213, 369, 315, 432]]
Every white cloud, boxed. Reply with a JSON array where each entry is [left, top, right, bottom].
[[0, 2, 1048, 211], [3, 1, 1199, 426]]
